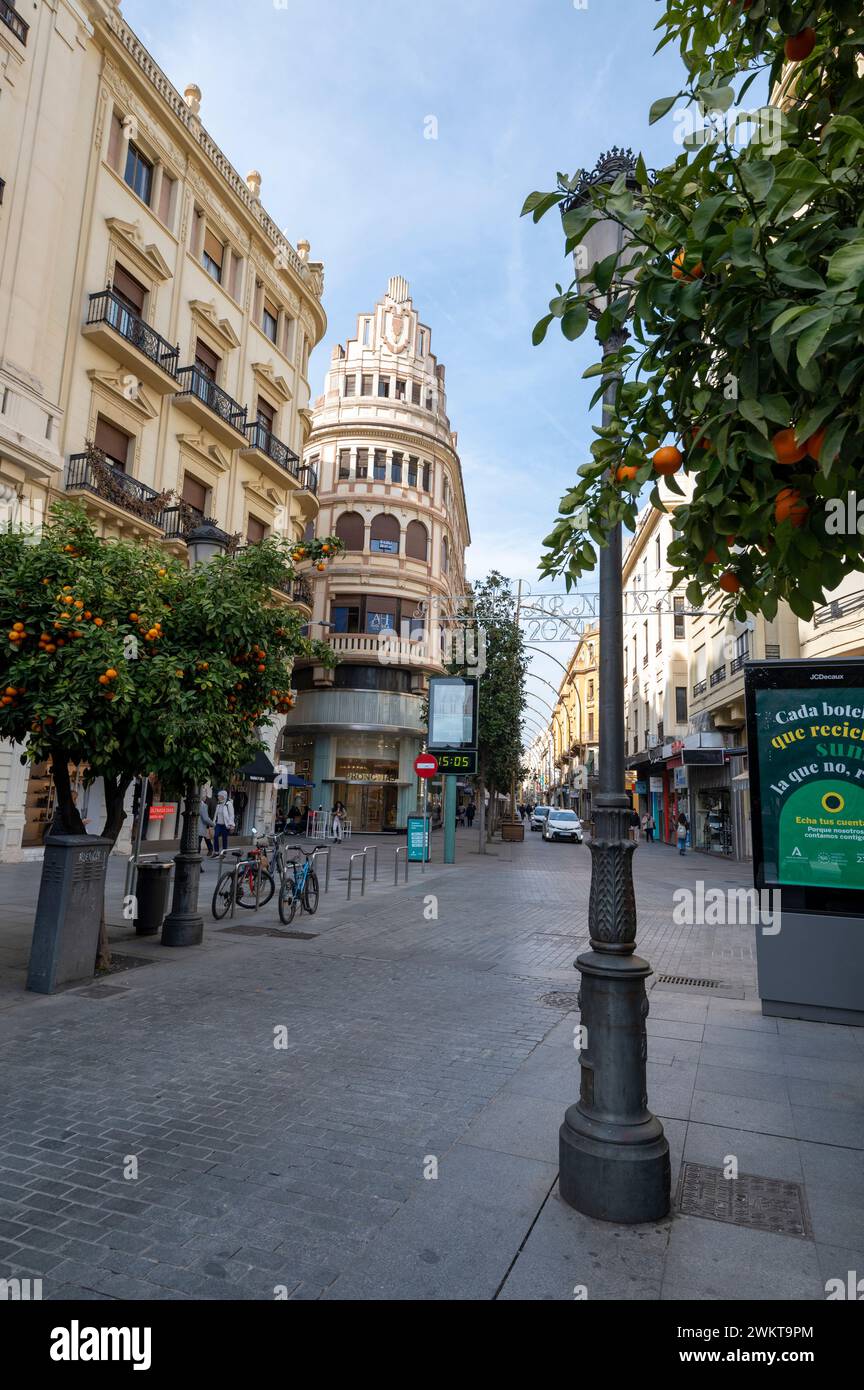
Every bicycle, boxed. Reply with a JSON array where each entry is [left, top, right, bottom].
[[278, 847, 319, 925], [211, 842, 275, 919]]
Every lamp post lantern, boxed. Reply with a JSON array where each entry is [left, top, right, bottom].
[[557, 149, 670, 1223], [161, 519, 229, 948]]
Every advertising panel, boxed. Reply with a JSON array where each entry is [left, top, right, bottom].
[[746, 660, 864, 895]]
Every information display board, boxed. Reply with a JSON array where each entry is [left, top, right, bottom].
[[428, 677, 478, 751], [407, 815, 430, 862], [746, 660, 864, 895]]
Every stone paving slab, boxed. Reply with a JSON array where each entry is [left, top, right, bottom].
[[0, 828, 860, 1300]]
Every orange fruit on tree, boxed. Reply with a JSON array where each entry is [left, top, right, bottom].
[[690, 427, 711, 451], [106, 668, 118, 680], [93, 617, 103, 626], [616, 464, 639, 482], [771, 428, 807, 465], [718, 571, 741, 594], [672, 249, 704, 281], [652, 446, 683, 476], [784, 28, 815, 62], [775, 488, 809, 527], [805, 428, 826, 462]]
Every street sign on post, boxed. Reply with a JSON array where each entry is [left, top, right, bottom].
[[407, 815, 430, 862], [414, 753, 439, 779]]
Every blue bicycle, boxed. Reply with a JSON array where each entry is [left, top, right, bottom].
[[278, 848, 319, 925]]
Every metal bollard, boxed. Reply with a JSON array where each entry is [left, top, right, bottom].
[[312, 845, 330, 893], [394, 845, 408, 885], [363, 845, 378, 883], [347, 849, 367, 900]]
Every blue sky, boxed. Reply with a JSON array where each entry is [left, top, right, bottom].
[[123, 0, 689, 724]]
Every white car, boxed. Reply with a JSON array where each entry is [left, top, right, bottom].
[[543, 810, 583, 844], [530, 805, 552, 832]]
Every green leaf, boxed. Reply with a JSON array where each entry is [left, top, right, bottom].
[[796, 314, 833, 369], [649, 94, 679, 125], [740, 160, 776, 202], [826, 239, 864, 287], [532, 314, 554, 346], [561, 304, 589, 341]]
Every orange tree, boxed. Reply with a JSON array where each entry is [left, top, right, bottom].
[[524, 0, 864, 623], [0, 501, 341, 843]]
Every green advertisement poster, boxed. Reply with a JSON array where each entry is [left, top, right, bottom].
[[755, 687, 864, 890]]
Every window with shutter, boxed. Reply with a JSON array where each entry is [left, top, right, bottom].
[[124, 144, 153, 205], [338, 449, 351, 479], [182, 474, 208, 512], [246, 515, 267, 545], [94, 417, 132, 469], [343, 375, 356, 396], [262, 297, 278, 343], [405, 520, 428, 561], [158, 173, 175, 227], [256, 397, 276, 432], [355, 448, 368, 480], [411, 382, 421, 405], [111, 263, 146, 315], [335, 512, 364, 550], [194, 339, 220, 381], [360, 375, 373, 396], [202, 228, 224, 283]]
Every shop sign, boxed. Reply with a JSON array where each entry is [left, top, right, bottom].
[[747, 660, 864, 893], [635, 781, 647, 795], [674, 767, 688, 790], [650, 777, 664, 793]]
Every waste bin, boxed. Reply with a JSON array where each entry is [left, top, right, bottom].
[[135, 861, 173, 936]]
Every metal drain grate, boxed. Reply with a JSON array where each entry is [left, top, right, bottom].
[[219, 925, 318, 940], [539, 990, 581, 1011], [676, 1162, 812, 1239], [73, 983, 131, 999], [656, 974, 721, 989]]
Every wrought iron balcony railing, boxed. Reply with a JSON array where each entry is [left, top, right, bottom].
[[87, 290, 179, 377], [66, 451, 169, 526], [710, 665, 727, 687], [245, 420, 300, 476], [1, 1, 28, 44], [176, 365, 247, 435], [692, 678, 707, 697], [298, 464, 319, 494], [813, 589, 864, 629], [161, 501, 205, 540], [730, 652, 749, 675]]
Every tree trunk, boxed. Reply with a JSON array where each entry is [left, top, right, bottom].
[[49, 751, 87, 835], [477, 775, 486, 855], [487, 779, 496, 841], [95, 773, 133, 972]]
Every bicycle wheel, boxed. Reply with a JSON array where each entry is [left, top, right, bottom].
[[212, 873, 235, 920], [278, 876, 298, 925], [303, 869, 319, 915]]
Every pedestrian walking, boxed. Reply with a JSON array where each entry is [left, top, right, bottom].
[[213, 790, 235, 855], [465, 802, 475, 828], [641, 812, 649, 840], [198, 795, 214, 857], [331, 800, 346, 842], [646, 813, 655, 844], [629, 808, 641, 843], [676, 811, 689, 856]]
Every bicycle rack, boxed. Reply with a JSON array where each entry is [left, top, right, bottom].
[[311, 845, 330, 893], [394, 845, 409, 885], [363, 844, 379, 883], [347, 849, 367, 900]]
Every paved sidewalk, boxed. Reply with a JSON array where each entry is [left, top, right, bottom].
[[0, 829, 860, 1300]]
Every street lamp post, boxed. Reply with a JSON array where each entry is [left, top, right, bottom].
[[161, 520, 229, 948], [557, 149, 670, 1223]]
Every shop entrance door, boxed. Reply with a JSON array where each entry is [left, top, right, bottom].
[[334, 783, 399, 833]]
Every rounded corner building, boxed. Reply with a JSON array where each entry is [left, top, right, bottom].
[[280, 276, 471, 833]]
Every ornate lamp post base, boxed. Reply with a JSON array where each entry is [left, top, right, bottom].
[[161, 791, 204, 947], [559, 950, 670, 1224]]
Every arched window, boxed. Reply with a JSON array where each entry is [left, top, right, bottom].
[[405, 520, 428, 562], [335, 511, 364, 551], [370, 513, 400, 554], [441, 534, 449, 574]]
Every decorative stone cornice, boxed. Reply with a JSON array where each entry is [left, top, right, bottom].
[[189, 299, 241, 351], [105, 217, 173, 281], [252, 362, 292, 403], [86, 369, 159, 422]]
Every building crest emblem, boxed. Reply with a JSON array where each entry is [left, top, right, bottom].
[[383, 308, 411, 355]]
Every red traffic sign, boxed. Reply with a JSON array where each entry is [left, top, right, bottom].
[[414, 753, 439, 779]]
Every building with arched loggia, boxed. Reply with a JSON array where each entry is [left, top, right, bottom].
[[280, 277, 471, 833]]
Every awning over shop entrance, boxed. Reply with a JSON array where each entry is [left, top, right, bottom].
[[238, 750, 276, 783]]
